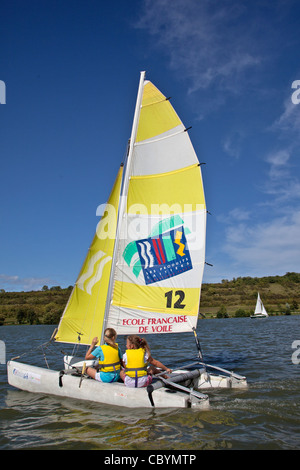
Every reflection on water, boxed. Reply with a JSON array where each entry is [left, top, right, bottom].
[[0, 317, 300, 449]]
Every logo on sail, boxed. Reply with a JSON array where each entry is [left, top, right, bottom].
[[123, 215, 193, 285], [77, 250, 111, 295]]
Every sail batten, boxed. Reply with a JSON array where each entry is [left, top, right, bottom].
[[134, 126, 184, 146]]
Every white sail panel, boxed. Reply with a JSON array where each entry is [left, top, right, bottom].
[[132, 125, 199, 176]]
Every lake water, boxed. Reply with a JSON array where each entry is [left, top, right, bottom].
[[0, 316, 299, 451]]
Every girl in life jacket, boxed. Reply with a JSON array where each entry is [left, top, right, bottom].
[[85, 328, 124, 383], [120, 335, 172, 388]]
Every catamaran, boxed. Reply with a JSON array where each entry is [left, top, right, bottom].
[[250, 293, 268, 318], [7, 72, 247, 408]]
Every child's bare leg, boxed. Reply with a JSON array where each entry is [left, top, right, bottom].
[[86, 366, 97, 379], [119, 369, 125, 382]]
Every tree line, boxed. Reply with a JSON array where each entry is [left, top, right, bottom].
[[0, 272, 299, 325]]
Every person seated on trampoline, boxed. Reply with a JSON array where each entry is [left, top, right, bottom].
[[85, 328, 124, 383], [120, 334, 172, 388]]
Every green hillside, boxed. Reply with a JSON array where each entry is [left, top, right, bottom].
[[0, 273, 299, 325], [200, 272, 300, 318], [0, 286, 72, 326]]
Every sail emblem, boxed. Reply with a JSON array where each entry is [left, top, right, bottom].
[[124, 221, 193, 285], [76, 250, 112, 295]]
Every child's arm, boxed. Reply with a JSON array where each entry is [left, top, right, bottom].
[[148, 356, 172, 374], [85, 337, 99, 360]]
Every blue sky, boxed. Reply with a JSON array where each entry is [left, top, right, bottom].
[[1, 0, 300, 291]]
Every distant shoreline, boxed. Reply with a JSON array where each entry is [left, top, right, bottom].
[[1, 272, 299, 325]]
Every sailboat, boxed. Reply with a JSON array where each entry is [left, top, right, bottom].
[[7, 72, 247, 408], [250, 293, 268, 318]]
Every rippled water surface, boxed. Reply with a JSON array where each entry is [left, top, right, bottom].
[[1, 316, 299, 450]]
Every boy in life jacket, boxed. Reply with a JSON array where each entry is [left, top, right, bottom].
[[85, 328, 124, 383], [120, 335, 172, 388]]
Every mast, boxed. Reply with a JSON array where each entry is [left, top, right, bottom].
[[101, 71, 146, 343]]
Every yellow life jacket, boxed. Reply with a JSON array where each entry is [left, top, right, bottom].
[[98, 344, 121, 373], [125, 348, 148, 378]]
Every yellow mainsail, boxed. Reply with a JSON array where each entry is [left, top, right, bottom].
[[109, 76, 206, 335], [55, 72, 206, 344]]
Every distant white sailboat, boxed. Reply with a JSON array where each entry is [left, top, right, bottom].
[[250, 293, 268, 318]]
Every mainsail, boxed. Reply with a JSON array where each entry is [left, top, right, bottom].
[[254, 293, 268, 317], [55, 72, 206, 345]]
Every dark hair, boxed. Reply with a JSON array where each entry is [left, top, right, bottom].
[[127, 335, 150, 355]]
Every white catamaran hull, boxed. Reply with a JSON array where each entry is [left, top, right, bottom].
[[7, 358, 247, 409], [7, 360, 210, 409]]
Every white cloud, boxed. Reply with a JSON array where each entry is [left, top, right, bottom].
[[222, 211, 300, 276], [217, 207, 251, 224], [222, 131, 245, 159], [261, 91, 300, 204], [264, 149, 291, 185], [137, 0, 261, 94], [265, 149, 290, 168], [272, 96, 300, 135], [0, 274, 54, 291]]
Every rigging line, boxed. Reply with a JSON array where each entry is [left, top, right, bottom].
[[186, 316, 207, 374], [41, 344, 50, 369], [121, 140, 130, 166], [71, 342, 81, 357], [10, 337, 58, 362]]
